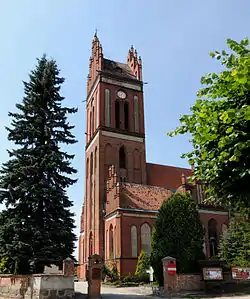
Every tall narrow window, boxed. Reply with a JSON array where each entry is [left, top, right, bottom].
[[131, 225, 138, 257], [89, 111, 92, 137], [94, 147, 97, 169], [105, 89, 111, 127], [124, 101, 129, 131], [119, 146, 126, 169], [106, 230, 108, 259], [114, 226, 116, 258], [141, 223, 151, 255], [109, 225, 114, 259], [202, 225, 206, 255], [115, 100, 120, 129], [89, 232, 93, 257], [96, 93, 99, 129], [134, 96, 139, 133], [86, 158, 89, 179], [208, 218, 218, 257], [92, 106, 95, 136]]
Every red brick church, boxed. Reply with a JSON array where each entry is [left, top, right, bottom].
[[78, 34, 229, 279]]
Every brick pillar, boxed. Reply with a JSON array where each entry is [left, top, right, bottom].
[[162, 256, 177, 294], [88, 254, 102, 298], [63, 258, 75, 276]]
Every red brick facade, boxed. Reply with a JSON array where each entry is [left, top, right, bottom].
[[78, 35, 230, 279]]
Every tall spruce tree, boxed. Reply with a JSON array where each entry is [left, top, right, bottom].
[[0, 56, 77, 274], [219, 218, 250, 267]]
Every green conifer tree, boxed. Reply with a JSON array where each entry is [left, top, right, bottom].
[[151, 192, 204, 286], [0, 56, 77, 274]]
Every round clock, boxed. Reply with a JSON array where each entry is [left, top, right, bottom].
[[117, 90, 126, 99]]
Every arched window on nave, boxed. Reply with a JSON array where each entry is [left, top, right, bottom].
[[141, 223, 151, 255]]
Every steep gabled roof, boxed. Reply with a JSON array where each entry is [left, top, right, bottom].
[[146, 163, 192, 191], [120, 183, 173, 211]]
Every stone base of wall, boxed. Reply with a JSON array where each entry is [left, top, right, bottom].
[[0, 274, 74, 299]]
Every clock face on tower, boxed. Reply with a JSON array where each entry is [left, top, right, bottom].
[[117, 90, 126, 99]]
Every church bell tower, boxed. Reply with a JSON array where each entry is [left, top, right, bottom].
[[78, 34, 147, 279]]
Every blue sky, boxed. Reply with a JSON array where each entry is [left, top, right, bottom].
[[0, 0, 249, 255]]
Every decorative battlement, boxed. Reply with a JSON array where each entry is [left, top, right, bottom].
[[127, 45, 142, 81], [87, 33, 103, 94], [106, 165, 120, 198], [87, 33, 143, 95]]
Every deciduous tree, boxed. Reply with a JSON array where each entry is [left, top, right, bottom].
[[168, 38, 250, 214]]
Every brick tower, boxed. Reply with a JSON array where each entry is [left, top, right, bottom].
[[78, 34, 147, 279]]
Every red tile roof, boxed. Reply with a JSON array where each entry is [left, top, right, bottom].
[[120, 183, 173, 211], [146, 163, 192, 190]]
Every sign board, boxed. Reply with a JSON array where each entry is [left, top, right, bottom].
[[203, 268, 223, 280], [232, 267, 250, 280], [168, 263, 176, 275]]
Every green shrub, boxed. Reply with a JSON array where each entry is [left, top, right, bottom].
[[135, 250, 150, 276], [0, 257, 10, 274], [151, 192, 204, 286], [102, 263, 119, 282]]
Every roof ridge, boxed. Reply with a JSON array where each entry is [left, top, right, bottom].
[[123, 182, 172, 192], [146, 162, 192, 171]]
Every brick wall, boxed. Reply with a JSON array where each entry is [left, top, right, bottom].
[[0, 274, 74, 299], [175, 274, 204, 292]]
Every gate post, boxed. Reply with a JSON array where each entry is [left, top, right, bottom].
[[162, 256, 177, 294], [87, 254, 102, 298]]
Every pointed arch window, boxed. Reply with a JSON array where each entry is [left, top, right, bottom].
[[106, 230, 108, 259], [92, 106, 95, 135], [119, 146, 126, 169], [208, 218, 218, 257], [115, 100, 120, 129], [141, 223, 151, 255], [94, 147, 97, 169], [89, 232, 93, 257], [105, 89, 111, 127], [131, 225, 138, 257], [134, 96, 139, 133], [89, 111, 92, 137], [124, 101, 129, 131], [109, 224, 114, 259]]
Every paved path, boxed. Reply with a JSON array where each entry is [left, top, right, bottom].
[[75, 281, 157, 298], [75, 281, 250, 299]]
